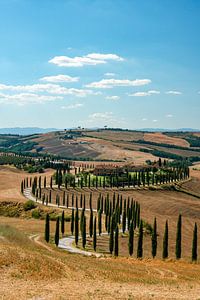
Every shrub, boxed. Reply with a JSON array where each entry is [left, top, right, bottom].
[[23, 200, 36, 211], [31, 209, 41, 219]]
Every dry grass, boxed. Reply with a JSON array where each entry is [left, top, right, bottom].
[[144, 132, 189, 147], [0, 165, 53, 203]]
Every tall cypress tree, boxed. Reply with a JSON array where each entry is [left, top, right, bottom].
[[109, 216, 114, 254], [162, 220, 168, 259], [82, 215, 86, 248], [80, 208, 85, 233], [89, 209, 93, 237], [137, 220, 143, 258], [128, 220, 134, 256], [114, 225, 119, 257], [98, 210, 102, 236], [45, 213, 50, 243], [151, 217, 157, 258], [61, 210, 65, 235], [192, 222, 198, 262], [71, 209, 74, 235], [176, 214, 182, 259], [55, 216, 60, 246], [75, 208, 79, 246], [93, 216, 97, 251], [122, 209, 126, 233]]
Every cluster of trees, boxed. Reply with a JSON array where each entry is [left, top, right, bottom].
[[45, 210, 198, 262]]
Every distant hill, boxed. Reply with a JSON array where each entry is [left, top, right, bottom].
[[0, 127, 61, 135], [139, 128, 200, 132]]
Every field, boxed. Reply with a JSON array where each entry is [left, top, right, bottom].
[[1, 129, 200, 164], [1, 162, 200, 299]]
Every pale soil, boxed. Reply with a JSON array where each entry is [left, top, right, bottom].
[[144, 132, 190, 147]]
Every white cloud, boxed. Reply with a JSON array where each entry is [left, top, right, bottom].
[[40, 74, 79, 83], [104, 72, 116, 77], [105, 95, 120, 101], [61, 103, 83, 109], [49, 53, 124, 67], [166, 114, 173, 118], [142, 118, 147, 121], [166, 90, 182, 95], [152, 119, 158, 122], [128, 90, 160, 97], [0, 92, 63, 105], [88, 112, 114, 122], [86, 78, 151, 89], [86, 111, 126, 127], [0, 83, 100, 98]]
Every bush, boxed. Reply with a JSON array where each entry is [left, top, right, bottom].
[[23, 200, 36, 211], [31, 209, 41, 219]]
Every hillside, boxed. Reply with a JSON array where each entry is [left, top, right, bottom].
[[1, 129, 200, 164]]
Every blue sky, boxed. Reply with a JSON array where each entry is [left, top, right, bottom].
[[0, 0, 199, 129]]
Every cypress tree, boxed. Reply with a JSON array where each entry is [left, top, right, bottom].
[[137, 220, 143, 258], [162, 220, 168, 259], [80, 208, 85, 233], [109, 216, 114, 254], [89, 192, 92, 210], [114, 225, 119, 257], [21, 181, 24, 193], [192, 222, 198, 262], [176, 214, 182, 259], [44, 176, 46, 188], [122, 210, 126, 233], [82, 215, 86, 248], [75, 208, 79, 246], [61, 210, 65, 235], [45, 213, 50, 243], [93, 216, 97, 251], [89, 209, 93, 237], [151, 217, 157, 258], [71, 209, 74, 235], [55, 216, 59, 246], [129, 220, 134, 256], [98, 210, 102, 236], [50, 176, 53, 189]]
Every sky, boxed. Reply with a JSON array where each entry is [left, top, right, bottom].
[[0, 0, 199, 130]]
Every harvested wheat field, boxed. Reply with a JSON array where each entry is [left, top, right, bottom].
[[0, 165, 54, 202], [144, 132, 190, 147]]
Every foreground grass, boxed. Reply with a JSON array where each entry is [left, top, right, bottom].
[[1, 217, 200, 300]]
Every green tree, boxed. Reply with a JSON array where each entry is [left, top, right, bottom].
[[137, 220, 143, 258], [128, 220, 134, 256], [192, 222, 198, 262], [55, 216, 60, 246], [122, 210, 126, 234], [151, 217, 157, 258], [82, 215, 86, 248], [176, 214, 182, 259], [75, 208, 79, 246], [162, 220, 168, 259], [114, 225, 119, 256], [61, 210, 65, 235], [89, 209, 93, 237], [45, 213, 50, 243], [98, 210, 102, 236], [93, 216, 97, 251], [109, 216, 114, 254], [71, 209, 74, 235]]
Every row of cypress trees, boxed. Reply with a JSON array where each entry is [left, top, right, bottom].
[[45, 211, 198, 262]]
